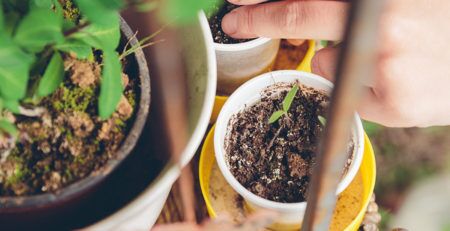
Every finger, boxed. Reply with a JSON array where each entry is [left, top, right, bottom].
[[222, 1, 349, 40], [288, 39, 306, 46], [227, 0, 268, 5], [151, 223, 201, 231], [309, 47, 401, 126], [240, 210, 279, 230], [356, 87, 401, 127], [311, 47, 339, 80]]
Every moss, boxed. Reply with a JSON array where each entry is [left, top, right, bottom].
[[64, 168, 73, 181], [65, 130, 73, 141], [114, 118, 125, 127], [6, 163, 29, 185], [59, 0, 81, 22], [74, 155, 86, 164], [52, 86, 95, 112], [33, 131, 48, 142], [125, 90, 136, 109]]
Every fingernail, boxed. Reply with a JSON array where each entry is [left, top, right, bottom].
[[222, 10, 238, 35]]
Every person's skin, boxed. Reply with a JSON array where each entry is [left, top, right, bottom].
[[222, 0, 450, 127]]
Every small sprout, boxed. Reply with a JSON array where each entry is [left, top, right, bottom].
[[282, 85, 299, 112], [318, 115, 327, 126], [268, 110, 284, 124], [268, 85, 299, 124]]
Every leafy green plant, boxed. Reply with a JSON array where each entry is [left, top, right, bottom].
[[0, 0, 216, 137], [268, 85, 299, 124]]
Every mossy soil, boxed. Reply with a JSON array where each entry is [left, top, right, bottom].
[[0, 54, 137, 196], [0, 0, 137, 195]]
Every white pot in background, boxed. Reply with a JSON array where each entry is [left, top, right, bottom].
[[214, 70, 364, 226], [201, 14, 280, 95]]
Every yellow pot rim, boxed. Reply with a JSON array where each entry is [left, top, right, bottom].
[[199, 125, 376, 231]]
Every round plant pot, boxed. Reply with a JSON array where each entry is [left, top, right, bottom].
[[214, 70, 364, 225], [85, 12, 217, 230], [201, 13, 280, 95], [0, 18, 151, 230]]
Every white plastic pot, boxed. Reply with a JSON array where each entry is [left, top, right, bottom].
[[214, 70, 364, 225], [201, 13, 280, 95], [86, 12, 217, 230]]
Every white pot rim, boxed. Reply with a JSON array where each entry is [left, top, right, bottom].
[[214, 70, 364, 212], [214, 37, 273, 52], [87, 12, 218, 229]]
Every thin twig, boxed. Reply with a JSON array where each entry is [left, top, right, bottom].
[[122, 30, 139, 55], [64, 22, 90, 37], [19, 106, 45, 117], [267, 124, 283, 161], [119, 39, 165, 60]]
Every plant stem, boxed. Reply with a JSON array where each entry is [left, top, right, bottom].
[[267, 124, 283, 161], [64, 22, 89, 37]]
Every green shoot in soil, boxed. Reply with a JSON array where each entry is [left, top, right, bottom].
[[268, 85, 299, 124], [318, 115, 327, 126]]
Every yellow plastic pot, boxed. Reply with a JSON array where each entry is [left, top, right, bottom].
[[199, 126, 376, 231], [200, 40, 376, 230]]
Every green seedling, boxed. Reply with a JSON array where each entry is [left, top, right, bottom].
[[268, 85, 299, 124], [318, 115, 327, 126]]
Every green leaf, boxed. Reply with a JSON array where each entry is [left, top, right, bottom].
[[3, 100, 20, 114], [0, 2, 4, 31], [0, 119, 18, 137], [162, 0, 220, 24], [71, 20, 120, 50], [0, 35, 35, 100], [53, 0, 63, 13], [99, 50, 123, 119], [268, 110, 285, 124], [136, 1, 158, 12], [14, 8, 64, 52], [29, 0, 53, 9], [74, 0, 120, 26], [318, 115, 327, 126], [37, 52, 64, 97], [63, 18, 76, 31], [55, 40, 92, 59], [3, 11, 20, 36], [98, 0, 125, 10], [3, 0, 29, 13], [282, 85, 299, 112]]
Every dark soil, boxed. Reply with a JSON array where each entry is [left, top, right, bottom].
[[0, 55, 136, 197], [208, 1, 254, 44], [225, 82, 354, 203]]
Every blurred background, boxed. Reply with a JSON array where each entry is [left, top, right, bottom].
[[363, 122, 450, 229]]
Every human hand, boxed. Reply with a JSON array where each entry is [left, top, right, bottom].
[[222, 0, 450, 127], [151, 210, 278, 231]]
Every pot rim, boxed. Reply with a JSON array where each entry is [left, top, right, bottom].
[[0, 17, 151, 210], [214, 70, 364, 211], [86, 11, 217, 229], [214, 37, 274, 52]]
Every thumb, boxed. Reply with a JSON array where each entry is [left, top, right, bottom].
[[311, 47, 340, 81]]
